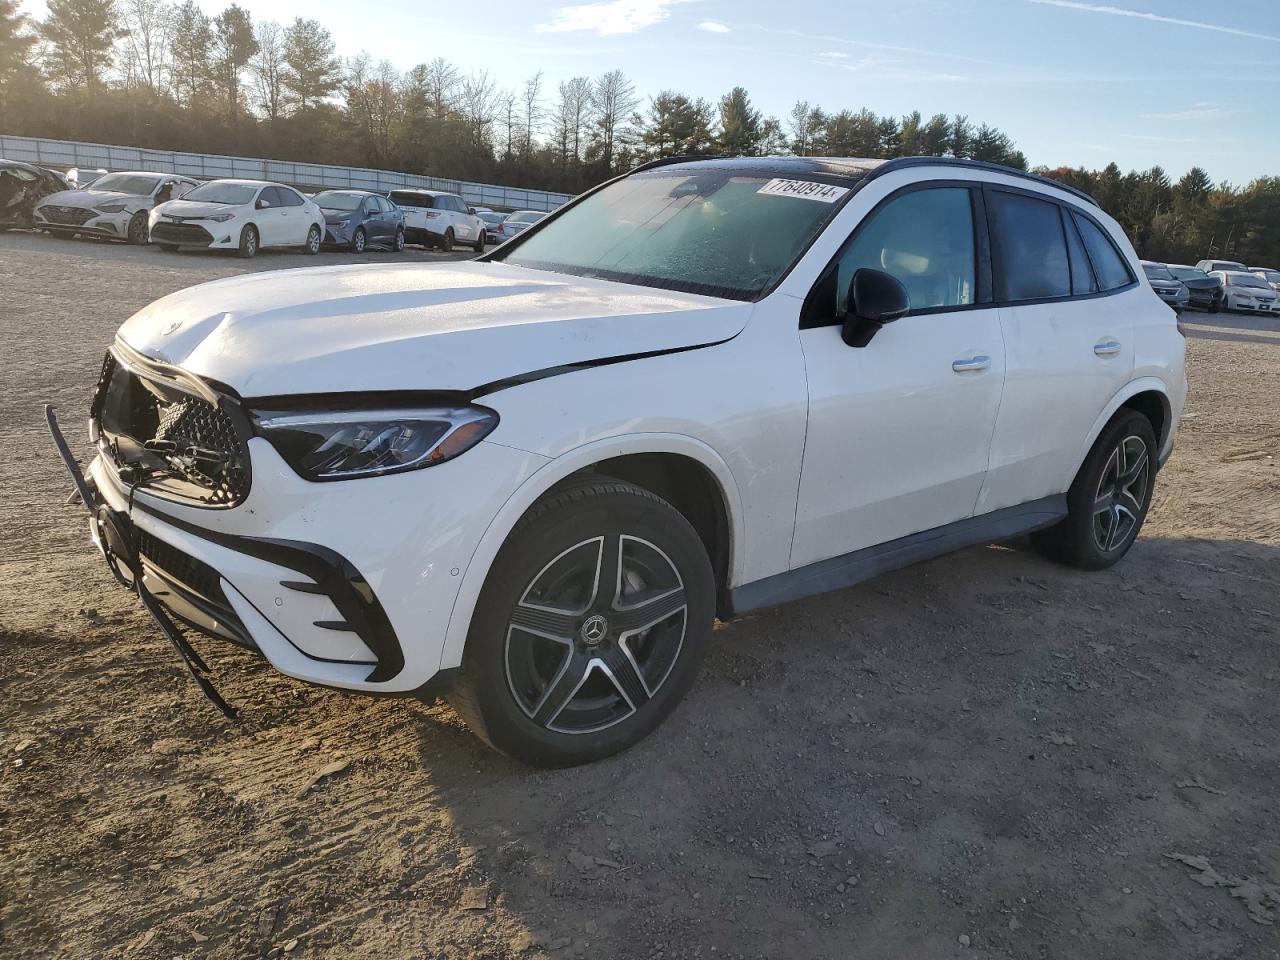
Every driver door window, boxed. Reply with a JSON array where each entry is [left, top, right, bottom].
[[834, 187, 977, 315], [791, 183, 1004, 569]]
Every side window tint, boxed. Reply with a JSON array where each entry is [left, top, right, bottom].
[[259, 187, 279, 206], [989, 191, 1070, 301], [1072, 213, 1133, 291], [279, 188, 303, 207], [835, 187, 976, 314], [1064, 212, 1098, 295]]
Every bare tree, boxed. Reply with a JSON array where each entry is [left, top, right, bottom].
[[344, 53, 400, 165], [421, 56, 459, 121], [458, 69, 499, 152], [520, 70, 542, 158], [496, 90, 516, 160], [589, 69, 638, 171], [559, 76, 591, 162], [250, 19, 285, 120], [120, 0, 170, 94]]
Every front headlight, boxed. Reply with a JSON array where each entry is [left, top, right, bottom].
[[207, 212, 235, 222], [254, 406, 499, 481], [94, 202, 128, 214]]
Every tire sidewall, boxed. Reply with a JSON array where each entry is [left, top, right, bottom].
[[239, 224, 257, 258], [1064, 410, 1158, 568], [395, 227, 405, 252], [461, 482, 715, 766], [352, 227, 366, 253], [127, 211, 148, 245], [306, 224, 321, 254], [442, 229, 454, 252]]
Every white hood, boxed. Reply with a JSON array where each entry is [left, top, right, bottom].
[[41, 188, 145, 209], [153, 199, 239, 220], [117, 261, 750, 397]]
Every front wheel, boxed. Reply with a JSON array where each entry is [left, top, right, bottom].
[[448, 478, 715, 767], [350, 226, 366, 254], [126, 211, 149, 245], [237, 224, 258, 259], [304, 224, 322, 254], [1032, 409, 1157, 570]]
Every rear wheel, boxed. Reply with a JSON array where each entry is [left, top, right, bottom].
[[304, 224, 322, 254], [448, 478, 715, 767], [126, 211, 149, 245], [394, 227, 405, 252], [472, 226, 485, 253], [237, 224, 258, 259], [1032, 409, 1157, 570], [441, 228, 454, 253]]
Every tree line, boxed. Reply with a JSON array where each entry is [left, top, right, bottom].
[[1, 0, 1276, 265]]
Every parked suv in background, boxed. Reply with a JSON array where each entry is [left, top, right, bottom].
[[35, 171, 199, 244], [387, 189, 485, 252], [315, 190, 405, 253], [50, 156, 1184, 767]]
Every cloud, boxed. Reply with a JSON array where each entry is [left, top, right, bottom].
[[537, 0, 694, 35], [1141, 102, 1247, 121], [818, 51, 849, 59], [1027, 1, 1280, 43], [698, 20, 730, 33]]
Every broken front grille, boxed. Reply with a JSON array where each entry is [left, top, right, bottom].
[[95, 351, 251, 507]]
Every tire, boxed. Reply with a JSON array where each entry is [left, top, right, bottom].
[[304, 224, 322, 255], [441, 228, 454, 253], [472, 227, 485, 253], [394, 227, 405, 252], [448, 477, 715, 767], [350, 226, 366, 254], [237, 224, 258, 259], [1032, 409, 1158, 571], [126, 211, 149, 245]]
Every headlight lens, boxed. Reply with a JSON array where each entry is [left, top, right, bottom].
[[207, 212, 235, 222], [94, 202, 128, 213], [254, 406, 498, 480]]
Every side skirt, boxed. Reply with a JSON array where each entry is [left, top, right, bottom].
[[728, 495, 1067, 617]]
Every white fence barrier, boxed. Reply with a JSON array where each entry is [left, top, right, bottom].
[[0, 135, 575, 212]]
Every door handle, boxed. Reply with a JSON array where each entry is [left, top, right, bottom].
[[952, 355, 991, 372], [1094, 339, 1122, 357]]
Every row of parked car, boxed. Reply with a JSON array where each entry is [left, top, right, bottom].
[[0, 160, 547, 258], [1141, 258, 1280, 314]]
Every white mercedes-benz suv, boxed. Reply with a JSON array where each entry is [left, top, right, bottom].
[[49, 156, 1186, 767]]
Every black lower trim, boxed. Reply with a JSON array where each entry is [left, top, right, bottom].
[[729, 495, 1068, 616]]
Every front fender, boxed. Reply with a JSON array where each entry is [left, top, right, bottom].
[[438, 432, 744, 671]]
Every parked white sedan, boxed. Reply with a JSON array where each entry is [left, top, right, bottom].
[[149, 179, 324, 258], [35, 171, 200, 244]]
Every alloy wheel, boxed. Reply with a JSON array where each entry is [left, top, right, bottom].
[[504, 534, 688, 735], [1092, 435, 1149, 552], [307, 226, 321, 253]]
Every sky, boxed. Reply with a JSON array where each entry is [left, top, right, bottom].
[[20, 0, 1280, 184]]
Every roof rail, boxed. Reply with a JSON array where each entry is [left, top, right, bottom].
[[628, 154, 731, 174], [865, 156, 1100, 207]]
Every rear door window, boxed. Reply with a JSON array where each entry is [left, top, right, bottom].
[[277, 188, 304, 207], [989, 191, 1071, 302], [1072, 213, 1135, 291]]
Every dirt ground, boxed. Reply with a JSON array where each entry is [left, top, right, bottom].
[[2, 230, 1278, 960]]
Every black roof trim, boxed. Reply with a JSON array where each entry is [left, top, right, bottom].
[[629, 154, 1099, 207], [847, 156, 1100, 207]]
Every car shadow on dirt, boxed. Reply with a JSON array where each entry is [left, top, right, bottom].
[[3, 534, 1277, 959]]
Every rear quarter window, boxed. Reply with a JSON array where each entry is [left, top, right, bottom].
[[1072, 213, 1134, 291]]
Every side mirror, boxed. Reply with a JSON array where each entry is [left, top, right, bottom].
[[467, 206, 476, 214], [841, 268, 910, 348], [256, 198, 271, 210]]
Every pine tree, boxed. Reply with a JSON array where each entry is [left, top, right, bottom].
[[716, 86, 761, 156], [39, 0, 123, 91], [282, 17, 341, 111]]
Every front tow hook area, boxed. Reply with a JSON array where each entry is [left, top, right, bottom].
[[44, 403, 239, 720]]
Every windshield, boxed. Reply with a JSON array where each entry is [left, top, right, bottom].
[[1230, 273, 1268, 289], [1255, 270, 1280, 283], [496, 170, 850, 300], [89, 173, 162, 196], [183, 182, 257, 205], [316, 192, 365, 211], [1168, 266, 1206, 281], [1143, 264, 1176, 281], [508, 211, 544, 224], [478, 212, 504, 224]]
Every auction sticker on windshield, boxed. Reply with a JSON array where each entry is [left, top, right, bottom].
[[756, 179, 850, 203]]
